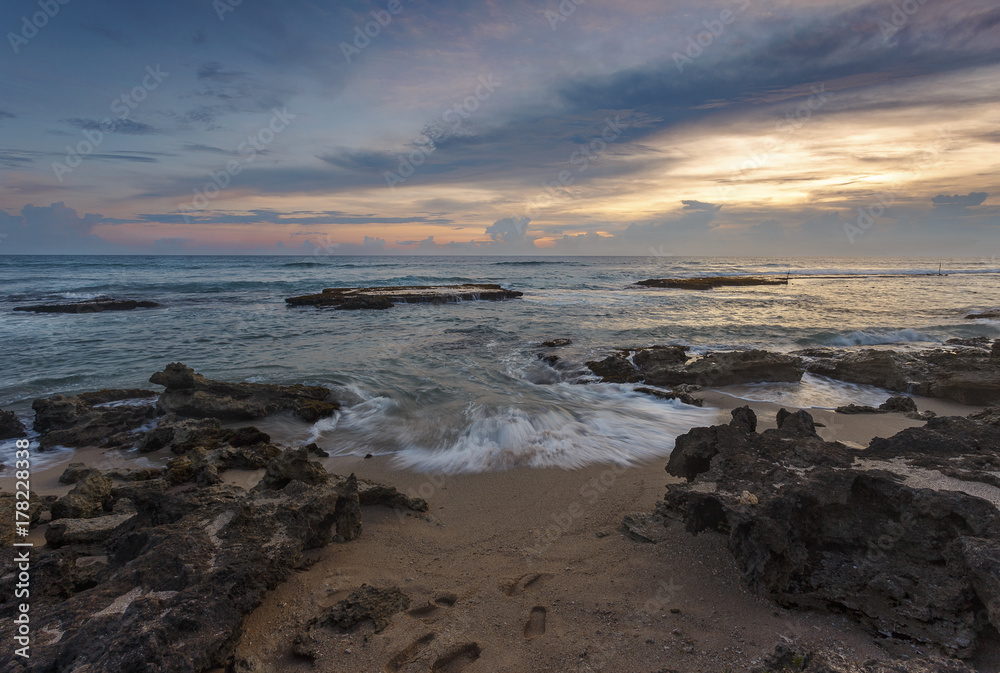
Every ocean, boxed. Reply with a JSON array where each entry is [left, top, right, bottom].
[[2, 255, 999, 472]]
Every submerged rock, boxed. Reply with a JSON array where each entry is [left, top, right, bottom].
[[13, 299, 160, 313], [637, 276, 788, 290], [586, 346, 802, 388], [150, 362, 339, 422], [541, 338, 572, 348], [658, 409, 1000, 658], [286, 284, 523, 309], [806, 347, 1000, 406], [0, 409, 26, 439], [31, 393, 155, 449]]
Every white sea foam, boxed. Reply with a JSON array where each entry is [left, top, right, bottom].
[[715, 373, 891, 409], [823, 328, 939, 347]]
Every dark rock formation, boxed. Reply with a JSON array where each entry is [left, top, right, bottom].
[[806, 348, 1000, 406], [838, 396, 919, 415], [31, 394, 155, 449], [320, 584, 411, 632], [541, 338, 572, 348], [634, 387, 704, 407], [0, 452, 420, 673], [50, 469, 113, 520], [13, 299, 160, 313], [256, 447, 330, 490], [286, 284, 523, 309], [751, 644, 974, 672], [966, 310, 1000, 320], [0, 409, 26, 439], [658, 410, 1000, 658], [644, 350, 803, 387], [637, 276, 788, 290], [586, 352, 642, 383], [76, 388, 157, 405], [150, 363, 339, 422]]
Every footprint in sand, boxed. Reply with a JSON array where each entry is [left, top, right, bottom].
[[384, 633, 436, 673], [504, 573, 549, 596], [431, 642, 481, 673], [523, 606, 547, 639], [407, 593, 459, 622]]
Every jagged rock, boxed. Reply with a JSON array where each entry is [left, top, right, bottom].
[[0, 409, 26, 439], [304, 442, 330, 458], [538, 353, 560, 367], [751, 644, 974, 672], [0, 492, 51, 545], [150, 363, 339, 422], [46, 512, 135, 549], [637, 276, 788, 290], [880, 395, 918, 413], [0, 479, 349, 673], [351, 478, 429, 512], [807, 348, 1000, 406], [137, 416, 222, 453], [31, 394, 155, 449], [319, 584, 410, 632], [632, 345, 689, 371], [667, 407, 757, 482], [836, 404, 882, 414], [76, 389, 158, 405], [286, 284, 522, 308], [657, 411, 1000, 658], [634, 387, 704, 407], [50, 470, 113, 520], [775, 408, 819, 436], [586, 352, 641, 383], [13, 299, 160, 313], [334, 474, 362, 542], [730, 406, 758, 433], [256, 448, 330, 491], [541, 338, 572, 348], [993, 340, 1000, 358], [645, 350, 803, 387]]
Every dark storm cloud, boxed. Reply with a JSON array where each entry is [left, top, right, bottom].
[[932, 192, 989, 209]]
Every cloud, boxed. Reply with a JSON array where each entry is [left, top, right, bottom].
[[0, 110, 14, 120], [932, 192, 989, 209], [681, 200, 722, 212], [64, 118, 159, 135], [484, 216, 530, 243], [0, 202, 120, 254]]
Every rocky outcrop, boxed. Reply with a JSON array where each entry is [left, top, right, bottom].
[[541, 338, 572, 348], [658, 408, 1000, 658], [0, 452, 423, 673], [751, 644, 974, 672], [836, 396, 918, 415], [13, 299, 160, 313], [587, 347, 803, 388], [31, 393, 156, 449], [150, 363, 339, 422], [805, 347, 1000, 406], [50, 469, 113, 520], [286, 284, 523, 309], [0, 409, 26, 439], [637, 276, 788, 290]]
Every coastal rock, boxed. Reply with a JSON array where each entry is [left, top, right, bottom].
[[45, 512, 135, 549], [13, 299, 160, 313], [634, 387, 704, 407], [657, 411, 1000, 658], [333, 474, 363, 542], [50, 469, 113, 520], [0, 479, 347, 673], [751, 644, 974, 672], [320, 584, 410, 632], [541, 338, 572, 348], [637, 276, 788, 290], [644, 350, 803, 387], [150, 362, 339, 422], [31, 393, 156, 449], [806, 348, 1000, 406], [256, 447, 330, 490], [632, 344, 690, 371], [586, 352, 642, 383], [286, 284, 523, 309], [0, 409, 26, 439]]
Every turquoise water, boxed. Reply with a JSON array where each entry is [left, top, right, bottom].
[[1, 255, 998, 471]]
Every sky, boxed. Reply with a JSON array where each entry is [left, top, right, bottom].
[[1, 0, 998, 256]]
